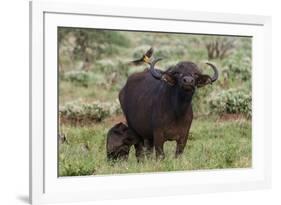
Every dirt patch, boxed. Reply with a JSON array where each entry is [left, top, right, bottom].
[[104, 114, 126, 125], [218, 113, 248, 121], [60, 114, 126, 126]]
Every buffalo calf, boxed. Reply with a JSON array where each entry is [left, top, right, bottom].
[[106, 122, 139, 161]]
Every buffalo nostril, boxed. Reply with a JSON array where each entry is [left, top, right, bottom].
[[183, 77, 194, 84]]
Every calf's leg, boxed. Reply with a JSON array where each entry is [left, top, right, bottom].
[[134, 141, 144, 162], [144, 139, 154, 158]]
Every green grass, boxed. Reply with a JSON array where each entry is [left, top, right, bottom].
[[59, 116, 251, 176]]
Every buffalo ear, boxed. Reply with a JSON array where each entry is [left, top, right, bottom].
[[196, 74, 212, 88], [162, 73, 176, 86]]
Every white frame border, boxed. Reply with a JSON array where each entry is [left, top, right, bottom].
[[30, 1, 272, 204]]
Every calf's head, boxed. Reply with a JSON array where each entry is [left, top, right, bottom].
[[106, 122, 139, 161], [150, 58, 218, 93]]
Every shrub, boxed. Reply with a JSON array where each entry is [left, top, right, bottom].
[[94, 59, 128, 77], [209, 88, 251, 117], [222, 55, 251, 82], [72, 29, 130, 59], [204, 37, 236, 60], [94, 59, 116, 73], [63, 70, 91, 87], [60, 100, 122, 124]]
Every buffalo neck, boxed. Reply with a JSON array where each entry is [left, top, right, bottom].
[[168, 85, 193, 118]]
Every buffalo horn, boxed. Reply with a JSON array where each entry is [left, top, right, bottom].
[[149, 58, 163, 80], [206, 62, 219, 82]]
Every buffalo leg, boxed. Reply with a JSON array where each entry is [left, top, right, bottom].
[[144, 139, 154, 158], [134, 141, 144, 162], [153, 131, 165, 160], [175, 135, 188, 157]]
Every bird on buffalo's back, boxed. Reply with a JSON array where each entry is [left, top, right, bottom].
[[129, 47, 154, 66]]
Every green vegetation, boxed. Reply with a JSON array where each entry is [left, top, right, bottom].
[[60, 100, 121, 124], [58, 28, 252, 176], [209, 88, 252, 117], [59, 116, 251, 176]]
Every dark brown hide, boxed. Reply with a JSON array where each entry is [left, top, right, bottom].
[[119, 60, 218, 160]]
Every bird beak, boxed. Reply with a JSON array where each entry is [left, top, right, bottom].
[[143, 55, 150, 64]]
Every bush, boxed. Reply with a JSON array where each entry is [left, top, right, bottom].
[[63, 70, 91, 87], [72, 29, 130, 59], [204, 37, 236, 60], [60, 100, 122, 124], [222, 55, 251, 82], [94, 59, 128, 77], [226, 64, 251, 82], [209, 88, 251, 117], [94, 59, 115, 73]]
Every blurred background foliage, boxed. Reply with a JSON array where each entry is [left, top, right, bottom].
[[59, 28, 252, 123]]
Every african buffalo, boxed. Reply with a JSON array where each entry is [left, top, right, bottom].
[[119, 50, 218, 160]]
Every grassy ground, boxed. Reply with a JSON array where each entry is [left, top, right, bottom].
[[59, 115, 251, 176]]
